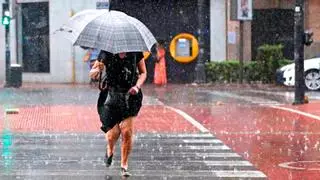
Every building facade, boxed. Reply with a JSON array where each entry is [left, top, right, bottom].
[[228, 0, 320, 61], [0, 0, 227, 84], [0, 0, 318, 84]]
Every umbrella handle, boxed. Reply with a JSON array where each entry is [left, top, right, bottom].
[[97, 58, 106, 91], [98, 72, 104, 91]]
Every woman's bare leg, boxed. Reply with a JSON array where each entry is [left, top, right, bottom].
[[105, 124, 121, 157], [119, 117, 134, 169]]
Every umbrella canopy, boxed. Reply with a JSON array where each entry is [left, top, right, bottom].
[[60, 9, 157, 54]]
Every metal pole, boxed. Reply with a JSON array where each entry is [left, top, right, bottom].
[[69, 9, 76, 84], [194, 0, 207, 83], [239, 20, 244, 84], [3, 1, 10, 87], [293, 0, 305, 105], [5, 23, 10, 86]]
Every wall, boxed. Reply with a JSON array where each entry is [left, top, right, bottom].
[[18, 0, 97, 83], [210, 0, 226, 62], [305, 0, 320, 58], [227, 0, 251, 61], [1, 0, 215, 83], [254, 0, 294, 9], [111, 0, 210, 83]]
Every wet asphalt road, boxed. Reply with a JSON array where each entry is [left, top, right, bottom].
[[1, 83, 317, 179], [0, 132, 266, 180]]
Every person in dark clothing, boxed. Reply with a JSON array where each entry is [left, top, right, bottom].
[[91, 51, 146, 177]]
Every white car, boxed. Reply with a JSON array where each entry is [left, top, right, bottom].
[[276, 58, 320, 90]]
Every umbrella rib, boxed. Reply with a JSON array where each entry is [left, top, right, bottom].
[[95, 12, 109, 50], [72, 10, 110, 46], [125, 16, 156, 51], [107, 16, 115, 53]]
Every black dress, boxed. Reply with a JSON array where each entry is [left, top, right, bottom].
[[97, 51, 144, 133]]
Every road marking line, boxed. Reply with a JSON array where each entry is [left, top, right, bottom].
[[269, 105, 320, 121], [278, 161, 320, 171], [183, 139, 222, 144], [205, 161, 253, 166], [0, 169, 265, 177], [165, 106, 209, 133], [196, 153, 241, 157], [186, 145, 230, 150], [164, 106, 267, 178], [214, 170, 267, 178], [151, 133, 213, 138]]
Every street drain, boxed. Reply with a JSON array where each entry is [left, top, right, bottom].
[[5, 108, 20, 114]]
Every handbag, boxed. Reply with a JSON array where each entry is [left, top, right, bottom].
[[105, 90, 130, 109]]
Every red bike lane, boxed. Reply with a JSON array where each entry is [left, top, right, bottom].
[[177, 102, 320, 180], [0, 105, 200, 133]]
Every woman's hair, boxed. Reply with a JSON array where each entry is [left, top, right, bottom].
[[157, 40, 165, 48]]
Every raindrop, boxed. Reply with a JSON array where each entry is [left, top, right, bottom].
[[300, 150, 304, 155], [159, 147, 163, 152], [314, 141, 320, 150], [257, 136, 261, 141], [243, 151, 249, 158]]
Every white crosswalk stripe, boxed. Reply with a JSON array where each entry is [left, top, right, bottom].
[[167, 133, 267, 179], [183, 139, 223, 144], [0, 132, 267, 179], [214, 170, 268, 178]]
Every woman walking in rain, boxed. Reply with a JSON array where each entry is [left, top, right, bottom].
[[153, 41, 167, 86], [90, 51, 146, 177]]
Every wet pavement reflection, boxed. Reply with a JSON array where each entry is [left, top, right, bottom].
[[1, 83, 320, 179], [0, 132, 265, 179]]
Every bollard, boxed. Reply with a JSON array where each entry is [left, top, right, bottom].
[[9, 64, 22, 88]]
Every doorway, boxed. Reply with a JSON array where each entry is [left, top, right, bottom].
[[19, 2, 50, 73]]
